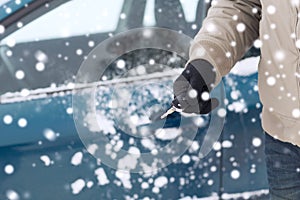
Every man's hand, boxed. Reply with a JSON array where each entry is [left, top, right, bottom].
[[172, 59, 219, 114]]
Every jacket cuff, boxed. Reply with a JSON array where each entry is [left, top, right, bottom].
[[187, 39, 232, 87]]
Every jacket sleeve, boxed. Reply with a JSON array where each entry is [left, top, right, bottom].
[[189, 0, 261, 85]]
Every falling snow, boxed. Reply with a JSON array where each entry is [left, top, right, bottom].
[[35, 50, 48, 63], [188, 89, 198, 99], [95, 168, 110, 186], [181, 155, 191, 164], [35, 62, 45, 71], [253, 39, 262, 48], [66, 107, 73, 114], [116, 170, 132, 189], [267, 5, 276, 15], [86, 181, 94, 188], [154, 176, 168, 188], [292, 108, 300, 118], [71, 152, 83, 166], [0, 25, 5, 34], [88, 40, 95, 47], [15, 70, 25, 80], [266, 76, 276, 86], [3, 115, 13, 125], [6, 38, 16, 47], [222, 140, 233, 148], [71, 179, 86, 195], [40, 155, 51, 166], [17, 118, 27, 128], [6, 190, 19, 200], [43, 128, 57, 141], [252, 137, 262, 147], [236, 23, 246, 32], [4, 164, 14, 175], [201, 92, 210, 101], [217, 108, 227, 118], [231, 169, 241, 180]]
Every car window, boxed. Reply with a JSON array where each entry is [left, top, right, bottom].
[[1, 0, 124, 43], [143, 0, 201, 26], [0, 0, 125, 93], [0, 0, 209, 94], [179, 0, 200, 22], [143, 0, 155, 26]]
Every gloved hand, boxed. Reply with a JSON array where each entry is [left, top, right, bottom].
[[172, 59, 219, 114]]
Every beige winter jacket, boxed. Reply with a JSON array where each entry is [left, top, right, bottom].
[[190, 0, 300, 146]]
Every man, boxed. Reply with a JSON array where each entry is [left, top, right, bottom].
[[172, 0, 300, 199]]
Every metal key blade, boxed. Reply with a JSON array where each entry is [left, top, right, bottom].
[[160, 106, 176, 119]]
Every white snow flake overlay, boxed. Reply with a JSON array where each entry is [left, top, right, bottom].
[[181, 155, 191, 164], [0, 25, 5, 34], [71, 152, 83, 166], [95, 168, 110, 186], [4, 164, 14, 175], [40, 155, 52, 166], [17, 118, 27, 128], [43, 128, 57, 141], [292, 108, 300, 118], [15, 70, 25, 80], [71, 179, 86, 195], [3, 115, 13, 125], [154, 176, 168, 189], [116, 170, 132, 189], [267, 5, 276, 15], [35, 62, 45, 71], [252, 137, 262, 147], [266, 76, 276, 86], [231, 169, 241, 179], [236, 23, 246, 32], [6, 190, 20, 200]]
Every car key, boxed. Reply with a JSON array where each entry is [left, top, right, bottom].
[[160, 106, 182, 119]]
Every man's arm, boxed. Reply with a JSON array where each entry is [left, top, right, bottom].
[[190, 0, 261, 85]]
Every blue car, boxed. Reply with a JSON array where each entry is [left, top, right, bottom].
[[0, 0, 268, 199]]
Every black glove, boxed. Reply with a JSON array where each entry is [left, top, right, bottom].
[[172, 59, 219, 114]]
